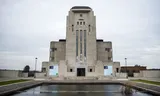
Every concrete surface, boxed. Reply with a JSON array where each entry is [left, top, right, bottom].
[[0, 80, 42, 96]]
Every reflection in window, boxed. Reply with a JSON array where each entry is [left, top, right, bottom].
[[80, 30, 82, 54], [76, 30, 79, 56], [84, 30, 86, 57]]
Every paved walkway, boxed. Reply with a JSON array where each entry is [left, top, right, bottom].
[[127, 81, 160, 95], [0, 80, 42, 96], [128, 77, 160, 82]]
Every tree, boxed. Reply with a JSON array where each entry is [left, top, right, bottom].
[[23, 65, 30, 72]]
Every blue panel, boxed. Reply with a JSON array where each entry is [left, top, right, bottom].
[[104, 66, 112, 76], [49, 65, 58, 76]]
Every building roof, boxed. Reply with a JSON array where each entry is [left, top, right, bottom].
[[59, 39, 66, 42], [71, 6, 91, 9], [96, 39, 103, 42]]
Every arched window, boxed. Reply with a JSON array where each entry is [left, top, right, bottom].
[[77, 22, 79, 25], [83, 22, 85, 25]]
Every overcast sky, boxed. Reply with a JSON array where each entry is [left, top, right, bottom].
[[0, 0, 160, 70]]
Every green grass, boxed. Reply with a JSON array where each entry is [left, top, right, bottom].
[[131, 79, 160, 85], [0, 79, 30, 86]]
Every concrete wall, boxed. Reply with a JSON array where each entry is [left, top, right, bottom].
[[50, 41, 66, 62], [97, 41, 112, 62], [141, 70, 160, 78], [134, 73, 141, 77], [0, 70, 20, 78], [22, 73, 28, 78], [59, 60, 67, 77], [35, 73, 46, 78], [116, 73, 127, 78], [104, 62, 120, 76]]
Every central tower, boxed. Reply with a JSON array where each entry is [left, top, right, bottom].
[[66, 6, 97, 76]]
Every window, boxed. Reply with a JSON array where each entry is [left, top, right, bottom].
[[108, 57, 112, 60], [77, 22, 79, 25], [72, 25, 74, 32], [70, 69, 73, 72], [76, 30, 79, 56], [84, 30, 86, 57], [116, 68, 119, 72], [50, 57, 54, 61], [83, 22, 85, 25], [80, 14, 82, 17], [89, 25, 91, 32], [90, 69, 92, 72], [50, 48, 57, 52], [42, 68, 46, 72], [80, 22, 82, 25], [105, 48, 110, 52]]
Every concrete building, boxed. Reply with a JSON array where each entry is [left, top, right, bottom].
[[42, 6, 120, 79], [121, 65, 146, 77]]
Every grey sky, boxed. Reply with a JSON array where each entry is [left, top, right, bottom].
[[0, 0, 160, 70]]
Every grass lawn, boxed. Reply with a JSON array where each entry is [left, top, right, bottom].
[[131, 79, 160, 85], [0, 79, 30, 86]]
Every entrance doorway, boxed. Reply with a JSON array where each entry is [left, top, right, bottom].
[[77, 68, 85, 76]]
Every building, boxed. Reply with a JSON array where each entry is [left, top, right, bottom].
[[42, 6, 120, 79], [121, 65, 146, 77]]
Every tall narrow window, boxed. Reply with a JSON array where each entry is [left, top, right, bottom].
[[89, 25, 90, 32], [76, 30, 79, 56], [77, 22, 79, 25], [80, 14, 83, 17], [80, 30, 82, 54], [83, 22, 85, 25], [72, 25, 74, 32], [80, 22, 82, 25], [84, 30, 86, 57]]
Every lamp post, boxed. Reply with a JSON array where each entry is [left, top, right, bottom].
[[125, 58, 128, 78], [34, 57, 37, 78]]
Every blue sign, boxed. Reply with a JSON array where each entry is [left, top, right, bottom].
[[49, 65, 58, 76]]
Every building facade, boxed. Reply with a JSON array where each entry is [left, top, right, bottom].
[[42, 6, 120, 78], [121, 65, 146, 77]]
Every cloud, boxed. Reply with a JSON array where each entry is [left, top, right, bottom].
[[0, 0, 160, 70]]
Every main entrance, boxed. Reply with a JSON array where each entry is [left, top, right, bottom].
[[77, 68, 85, 76]]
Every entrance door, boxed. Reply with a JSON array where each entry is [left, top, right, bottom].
[[77, 68, 85, 76]]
